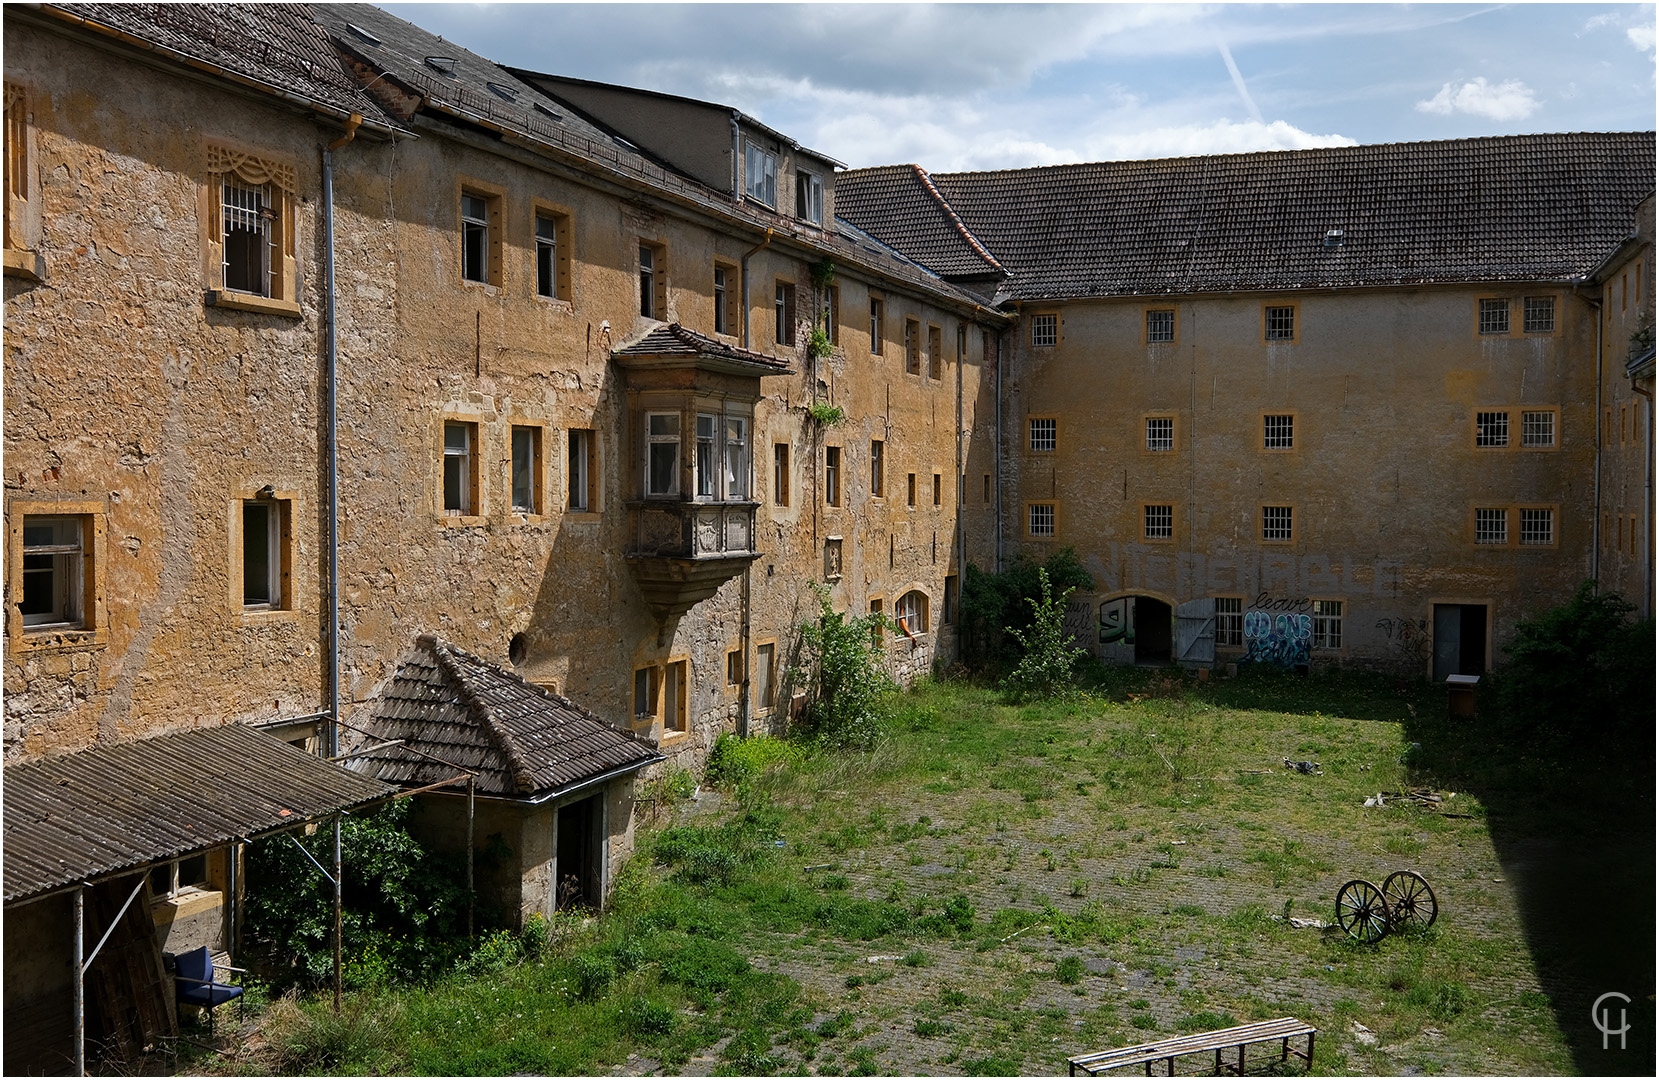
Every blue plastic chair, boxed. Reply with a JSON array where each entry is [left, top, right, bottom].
[[174, 946, 244, 1034]]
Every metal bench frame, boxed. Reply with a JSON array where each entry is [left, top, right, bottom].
[[1068, 1017, 1316, 1076]]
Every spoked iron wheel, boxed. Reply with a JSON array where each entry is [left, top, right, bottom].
[[1382, 870, 1438, 933], [1335, 879, 1389, 943]]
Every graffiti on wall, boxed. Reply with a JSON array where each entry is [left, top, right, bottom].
[[1099, 597, 1134, 644], [1063, 597, 1096, 652], [1376, 617, 1431, 665], [1241, 609, 1311, 668]]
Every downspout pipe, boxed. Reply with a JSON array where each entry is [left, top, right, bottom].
[[740, 228, 774, 350]]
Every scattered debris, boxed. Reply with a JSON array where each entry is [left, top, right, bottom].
[[1423, 1027, 1445, 1039], [1364, 793, 1385, 807], [802, 863, 833, 872], [1350, 1021, 1377, 1046], [1170, 840, 1188, 846], [1000, 922, 1043, 944], [863, 955, 906, 964], [1270, 914, 1330, 929], [1283, 758, 1322, 774]]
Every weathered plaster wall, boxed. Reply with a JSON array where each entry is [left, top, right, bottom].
[[1003, 286, 1598, 674], [4, 23, 328, 762], [1597, 196, 1655, 616]]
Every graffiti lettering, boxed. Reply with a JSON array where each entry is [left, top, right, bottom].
[[1099, 597, 1135, 644], [1375, 617, 1430, 665], [1241, 609, 1311, 668], [1063, 598, 1096, 651], [1251, 592, 1312, 613]]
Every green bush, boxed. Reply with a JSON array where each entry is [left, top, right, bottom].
[[1001, 566, 1085, 700], [793, 583, 897, 748], [1499, 581, 1655, 742], [960, 548, 1093, 671], [1054, 954, 1084, 984], [707, 733, 803, 799]]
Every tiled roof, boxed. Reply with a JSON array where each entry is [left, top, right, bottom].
[[840, 133, 1657, 299], [611, 323, 796, 372], [4, 725, 394, 903], [831, 164, 1003, 279], [347, 637, 662, 800], [45, 3, 402, 131]]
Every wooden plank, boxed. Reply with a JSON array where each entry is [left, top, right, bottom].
[[1068, 1019, 1316, 1074]]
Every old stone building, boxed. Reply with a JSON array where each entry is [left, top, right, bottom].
[[838, 137, 1655, 676], [2, 0, 1653, 1070]]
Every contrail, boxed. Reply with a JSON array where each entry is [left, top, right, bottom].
[[1216, 35, 1264, 125]]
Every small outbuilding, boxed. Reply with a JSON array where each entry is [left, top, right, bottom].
[[346, 637, 664, 928]]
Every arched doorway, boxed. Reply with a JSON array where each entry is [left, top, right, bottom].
[[1098, 595, 1174, 666], [1132, 597, 1172, 664]]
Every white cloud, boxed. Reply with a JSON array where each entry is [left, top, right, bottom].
[[1415, 78, 1541, 121], [1628, 25, 1656, 52]]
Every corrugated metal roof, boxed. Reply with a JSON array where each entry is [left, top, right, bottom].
[[3, 725, 395, 904], [346, 637, 662, 799]]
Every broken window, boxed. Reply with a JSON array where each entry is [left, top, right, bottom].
[[775, 281, 796, 346], [1475, 411, 1509, 448], [1215, 596, 1243, 647], [896, 590, 929, 638], [1311, 600, 1343, 650]]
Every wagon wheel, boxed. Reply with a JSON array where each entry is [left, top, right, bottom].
[[1335, 879, 1389, 943], [1382, 870, 1438, 933]]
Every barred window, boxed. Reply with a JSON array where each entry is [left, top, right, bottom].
[[1262, 505, 1293, 542], [1146, 416, 1174, 452], [1029, 503, 1055, 537], [1263, 414, 1294, 450], [1475, 410, 1510, 448], [1144, 504, 1173, 540], [223, 178, 273, 295], [1521, 410, 1555, 448], [1523, 296, 1555, 334], [1031, 313, 1058, 347], [1311, 600, 1343, 650], [1029, 417, 1057, 452], [1474, 508, 1508, 545], [1519, 507, 1554, 546], [1215, 597, 1243, 648], [1146, 309, 1175, 343], [1265, 306, 1295, 341], [1478, 298, 1510, 335]]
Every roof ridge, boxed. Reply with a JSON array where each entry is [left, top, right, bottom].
[[426, 636, 537, 793], [910, 164, 1004, 273]]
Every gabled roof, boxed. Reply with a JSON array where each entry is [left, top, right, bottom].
[[830, 164, 1002, 279], [347, 637, 662, 800], [41, 2, 402, 132], [840, 132, 1657, 300], [4, 725, 395, 904], [611, 323, 797, 376]]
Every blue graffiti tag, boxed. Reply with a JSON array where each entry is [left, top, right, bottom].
[[1241, 610, 1311, 668]]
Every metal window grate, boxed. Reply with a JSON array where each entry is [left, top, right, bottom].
[[1475, 411, 1509, 448], [1475, 508, 1508, 545], [1215, 597, 1242, 647], [1144, 504, 1173, 539], [1029, 418, 1057, 452], [1478, 298, 1510, 335], [1523, 296, 1555, 334], [1312, 600, 1343, 650], [1263, 414, 1294, 449], [1146, 416, 1174, 452], [1031, 313, 1058, 347], [1262, 505, 1293, 541], [1265, 306, 1295, 340], [1029, 503, 1055, 537], [1521, 410, 1555, 447], [1519, 508, 1554, 546], [1146, 309, 1175, 343]]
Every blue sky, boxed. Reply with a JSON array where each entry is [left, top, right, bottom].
[[379, 2, 1657, 171]]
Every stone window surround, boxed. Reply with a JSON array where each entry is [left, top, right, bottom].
[[4, 80, 44, 282], [507, 418, 550, 522], [438, 412, 487, 527], [1141, 501, 1176, 543], [1262, 302, 1298, 343], [1470, 406, 1560, 451], [1143, 413, 1177, 454], [6, 498, 108, 652], [203, 141, 300, 316], [457, 175, 506, 290], [1260, 504, 1296, 544], [1474, 294, 1561, 338], [1261, 411, 1297, 452], [229, 487, 299, 627], [530, 198, 574, 304]]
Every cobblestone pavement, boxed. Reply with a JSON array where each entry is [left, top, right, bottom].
[[615, 719, 1575, 1077]]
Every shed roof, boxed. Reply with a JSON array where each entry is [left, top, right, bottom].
[[3, 725, 395, 904], [611, 323, 797, 375], [838, 133, 1657, 300], [346, 637, 662, 800]]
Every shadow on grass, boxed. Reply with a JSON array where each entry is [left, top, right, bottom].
[[1401, 692, 1655, 1075]]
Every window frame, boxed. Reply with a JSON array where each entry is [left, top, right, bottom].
[[1260, 504, 1295, 544], [713, 260, 738, 337], [567, 428, 598, 515], [927, 323, 943, 380], [1143, 414, 1176, 454], [644, 410, 682, 499], [1214, 596, 1244, 649], [8, 500, 106, 647], [868, 296, 885, 355], [1310, 599, 1344, 652], [1473, 406, 1559, 451], [825, 446, 842, 507], [1144, 307, 1177, 346], [1027, 501, 1057, 539], [1517, 506, 1557, 548], [870, 439, 885, 499], [775, 278, 797, 347], [440, 417, 484, 523], [1030, 312, 1059, 348], [532, 202, 573, 302], [906, 472, 917, 508], [823, 283, 840, 346], [1263, 303, 1297, 343], [236, 494, 295, 616], [932, 472, 942, 507], [1476, 296, 1511, 336], [895, 589, 930, 640], [458, 183, 503, 289], [1028, 416, 1058, 453], [1520, 408, 1559, 450], [509, 422, 546, 517], [1142, 502, 1175, 543], [795, 169, 824, 225], [1522, 295, 1557, 335], [773, 442, 791, 507], [743, 140, 778, 208], [1261, 412, 1296, 452], [638, 239, 668, 320], [202, 141, 300, 314], [1473, 507, 1509, 546]]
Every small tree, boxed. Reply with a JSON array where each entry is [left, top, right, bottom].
[[1002, 567, 1085, 700], [959, 547, 1093, 671], [793, 583, 895, 748], [1500, 581, 1654, 742]]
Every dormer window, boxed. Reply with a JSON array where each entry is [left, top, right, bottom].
[[744, 141, 777, 208], [796, 170, 824, 225]]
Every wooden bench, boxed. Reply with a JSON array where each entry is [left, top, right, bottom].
[[1068, 1017, 1316, 1076]]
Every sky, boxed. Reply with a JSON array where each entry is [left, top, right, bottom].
[[378, 2, 1657, 172]]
